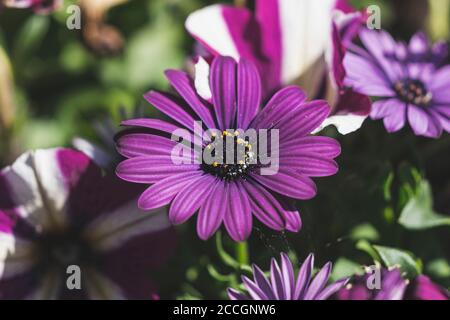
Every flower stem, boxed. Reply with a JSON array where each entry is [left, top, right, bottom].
[[235, 241, 249, 266]]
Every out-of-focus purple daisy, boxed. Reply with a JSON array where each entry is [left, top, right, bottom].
[[116, 56, 340, 241], [185, 0, 371, 135], [335, 267, 449, 300], [344, 29, 450, 138], [2, 0, 61, 14], [228, 253, 348, 300], [0, 148, 175, 299]]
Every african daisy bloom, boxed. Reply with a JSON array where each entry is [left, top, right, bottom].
[[344, 29, 450, 138], [116, 56, 340, 242], [335, 267, 449, 300], [228, 253, 348, 300], [186, 0, 371, 135], [0, 148, 175, 299], [2, 0, 61, 14]]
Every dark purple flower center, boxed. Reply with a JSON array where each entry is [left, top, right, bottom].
[[37, 230, 96, 270], [200, 130, 256, 181], [394, 79, 432, 106]]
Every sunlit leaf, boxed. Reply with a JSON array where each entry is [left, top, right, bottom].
[[399, 181, 450, 230]]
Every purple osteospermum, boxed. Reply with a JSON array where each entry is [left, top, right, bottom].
[[2, 0, 61, 14], [344, 29, 450, 138], [186, 0, 371, 135], [0, 148, 175, 299], [335, 267, 449, 300], [116, 56, 340, 242], [228, 253, 348, 300]]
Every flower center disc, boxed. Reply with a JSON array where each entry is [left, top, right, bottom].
[[200, 130, 256, 181], [394, 79, 432, 106]]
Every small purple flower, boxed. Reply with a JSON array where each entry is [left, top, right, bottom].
[[344, 29, 450, 138], [0, 148, 175, 299], [116, 56, 340, 241], [2, 0, 61, 14], [228, 253, 348, 300], [335, 267, 449, 300]]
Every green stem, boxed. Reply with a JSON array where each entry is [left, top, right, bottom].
[[235, 241, 249, 266]]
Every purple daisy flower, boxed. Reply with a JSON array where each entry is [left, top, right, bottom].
[[185, 0, 371, 135], [344, 29, 450, 138], [335, 267, 449, 300], [116, 56, 340, 241], [228, 253, 348, 300], [2, 0, 61, 14], [0, 148, 175, 299]]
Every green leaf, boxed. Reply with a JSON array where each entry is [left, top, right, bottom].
[[356, 240, 381, 262], [331, 258, 364, 281], [372, 245, 422, 278], [13, 15, 50, 66], [351, 223, 380, 241], [399, 181, 450, 230]]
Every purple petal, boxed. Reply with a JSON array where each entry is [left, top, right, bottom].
[[404, 275, 450, 300], [280, 155, 338, 177], [252, 169, 317, 200], [407, 105, 433, 137], [137, 171, 202, 210], [169, 175, 214, 225], [429, 107, 450, 133], [344, 52, 395, 97], [270, 258, 286, 299], [144, 91, 197, 132], [280, 136, 341, 158], [242, 181, 285, 231], [370, 99, 398, 120], [241, 276, 269, 300], [164, 70, 216, 129], [252, 265, 276, 300], [121, 118, 183, 135], [237, 58, 261, 129], [251, 86, 307, 130], [116, 156, 198, 184], [303, 262, 332, 300], [383, 102, 406, 132], [280, 253, 295, 299], [227, 288, 249, 300], [358, 29, 404, 83], [210, 56, 237, 130], [277, 100, 331, 139], [314, 277, 349, 300], [116, 134, 178, 158], [428, 66, 450, 94], [294, 254, 314, 299], [224, 182, 252, 241], [275, 196, 302, 232], [196, 180, 227, 240]]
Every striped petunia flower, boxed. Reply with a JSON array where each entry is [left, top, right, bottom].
[[116, 56, 340, 242], [344, 29, 450, 138], [2, 0, 61, 14], [228, 253, 348, 300], [186, 0, 371, 135], [335, 267, 449, 300], [0, 148, 175, 299]]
